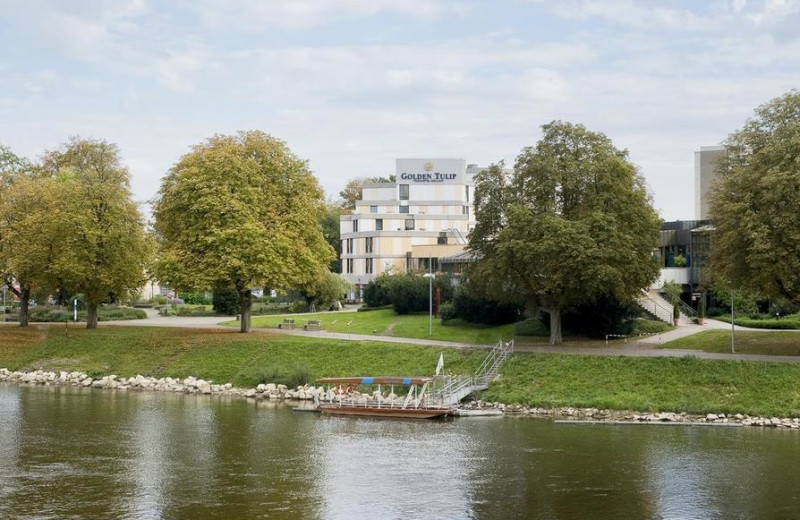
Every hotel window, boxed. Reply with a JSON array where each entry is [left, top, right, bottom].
[[399, 205, 409, 214], [399, 184, 409, 200], [346, 238, 353, 254], [346, 258, 354, 273], [365, 258, 373, 274], [370, 205, 378, 213], [405, 218, 415, 231], [353, 219, 359, 232], [376, 218, 383, 231], [365, 237, 373, 254], [465, 185, 470, 202], [463, 206, 469, 216]]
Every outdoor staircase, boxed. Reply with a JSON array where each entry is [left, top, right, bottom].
[[432, 339, 514, 407], [636, 290, 676, 324]]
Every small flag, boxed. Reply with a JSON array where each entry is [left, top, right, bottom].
[[435, 353, 444, 376]]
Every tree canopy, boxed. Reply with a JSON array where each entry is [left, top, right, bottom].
[[153, 130, 334, 332], [338, 175, 395, 211], [40, 138, 152, 328], [709, 90, 800, 302], [469, 121, 661, 344], [0, 140, 150, 328]]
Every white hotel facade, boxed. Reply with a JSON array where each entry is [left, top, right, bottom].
[[340, 159, 484, 298]]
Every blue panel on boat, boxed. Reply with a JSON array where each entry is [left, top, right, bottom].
[[403, 378, 412, 386], [361, 377, 374, 384]]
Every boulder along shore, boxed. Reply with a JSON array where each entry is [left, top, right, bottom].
[[2, 367, 798, 428]]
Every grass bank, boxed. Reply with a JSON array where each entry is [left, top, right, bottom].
[[713, 315, 800, 330], [4, 325, 800, 416], [663, 330, 800, 356], [484, 353, 800, 417], [231, 308, 516, 344]]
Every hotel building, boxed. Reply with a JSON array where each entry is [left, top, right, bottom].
[[340, 158, 486, 298], [694, 146, 725, 220]]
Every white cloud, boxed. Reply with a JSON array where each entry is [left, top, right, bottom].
[[183, 0, 467, 32]]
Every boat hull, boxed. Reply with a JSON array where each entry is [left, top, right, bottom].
[[319, 405, 450, 419]]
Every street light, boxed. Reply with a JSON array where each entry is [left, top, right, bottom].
[[423, 270, 435, 336], [730, 288, 735, 354]]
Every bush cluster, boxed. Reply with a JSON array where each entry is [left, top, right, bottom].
[[212, 289, 240, 316], [15, 306, 146, 322], [363, 274, 450, 315], [448, 285, 522, 326]]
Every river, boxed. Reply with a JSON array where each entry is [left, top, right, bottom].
[[1, 384, 800, 519]]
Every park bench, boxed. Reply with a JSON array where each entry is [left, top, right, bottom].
[[304, 319, 322, 331], [278, 318, 295, 330]]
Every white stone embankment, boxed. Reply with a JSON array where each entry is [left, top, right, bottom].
[[456, 400, 800, 428], [2, 367, 798, 428], [0, 368, 405, 405]]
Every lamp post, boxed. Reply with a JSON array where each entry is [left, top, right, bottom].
[[730, 289, 735, 354], [423, 270, 435, 336]]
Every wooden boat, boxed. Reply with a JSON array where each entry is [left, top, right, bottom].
[[316, 376, 452, 419]]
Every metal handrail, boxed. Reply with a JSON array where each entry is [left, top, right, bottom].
[[659, 290, 698, 318], [638, 291, 674, 322]]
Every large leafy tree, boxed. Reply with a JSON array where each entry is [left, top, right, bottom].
[[0, 145, 50, 326], [338, 175, 395, 211], [153, 131, 334, 332], [41, 138, 152, 328], [0, 174, 65, 326], [709, 90, 800, 302], [319, 202, 343, 273], [470, 121, 661, 344]]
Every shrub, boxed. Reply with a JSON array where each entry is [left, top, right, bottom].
[[450, 284, 522, 326], [212, 289, 240, 316], [287, 300, 309, 313], [285, 363, 312, 388], [363, 274, 394, 308], [181, 292, 211, 305], [632, 319, 671, 334], [514, 318, 549, 337], [439, 302, 457, 323], [561, 293, 639, 339], [388, 274, 429, 315], [175, 305, 217, 317]]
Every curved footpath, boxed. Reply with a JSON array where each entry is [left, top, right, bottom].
[[88, 312, 800, 365]]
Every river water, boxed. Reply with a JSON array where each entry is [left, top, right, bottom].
[[2, 384, 800, 519]]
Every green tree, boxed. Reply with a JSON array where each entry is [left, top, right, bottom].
[[41, 138, 152, 328], [153, 131, 334, 332], [338, 175, 395, 211], [300, 270, 349, 310], [319, 203, 343, 273], [709, 90, 800, 302], [0, 153, 63, 326], [470, 121, 661, 344]]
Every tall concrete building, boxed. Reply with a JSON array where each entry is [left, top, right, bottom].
[[694, 146, 725, 219], [340, 158, 485, 298]]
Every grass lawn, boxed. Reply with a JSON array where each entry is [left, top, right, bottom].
[[485, 353, 800, 417], [662, 330, 800, 356], [232, 308, 516, 344], [0, 324, 485, 388], [3, 325, 800, 416]]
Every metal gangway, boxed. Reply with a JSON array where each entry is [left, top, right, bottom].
[[432, 338, 514, 407]]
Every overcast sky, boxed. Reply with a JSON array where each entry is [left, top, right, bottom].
[[1, 0, 797, 220]]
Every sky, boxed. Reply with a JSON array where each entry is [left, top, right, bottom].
[[0, 0, 798, 220]]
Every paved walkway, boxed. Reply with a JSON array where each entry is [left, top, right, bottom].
[[27, 310, 800, 364]]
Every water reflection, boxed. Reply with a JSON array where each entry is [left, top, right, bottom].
[[2, 384, 800, 519], [313, 417, 474, 519]]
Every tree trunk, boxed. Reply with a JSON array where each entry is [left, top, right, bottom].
[[19, 286, 31, 328], [548, 307, 562, 345], [86, 303, 98, 329], [239, 289, 252, 333]]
